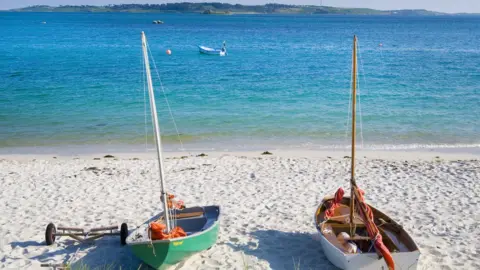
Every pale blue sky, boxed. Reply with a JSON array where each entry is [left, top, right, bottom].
[[2, 0, 479, 13]]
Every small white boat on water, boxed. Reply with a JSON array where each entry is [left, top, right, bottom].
[[198, 41, 226, 56]]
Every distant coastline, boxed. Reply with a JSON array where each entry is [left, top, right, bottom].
[[5, 3, 478, 16]]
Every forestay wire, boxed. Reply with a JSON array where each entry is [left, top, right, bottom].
[[142, 47, 158, 152], [145, 40, 186, 152], [356, 38, 366, 148], [141, 40, 184, 229], [142, 51, 148, 150], [344, 54, 353, 143]]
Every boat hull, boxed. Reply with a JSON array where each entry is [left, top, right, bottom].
[[315, 197, 420, 269], [319, 233, 420, 270], [198, 45, 225, 56], [128, 206, 220, 270]]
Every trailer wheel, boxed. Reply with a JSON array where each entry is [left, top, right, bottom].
[[45, 223, 56, 245], [120, 223, 128, 245]]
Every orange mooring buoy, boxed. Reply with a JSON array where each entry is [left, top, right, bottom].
[[166, 49, 172, 55]]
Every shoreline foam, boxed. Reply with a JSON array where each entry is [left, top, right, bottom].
[[0, 143, 478, 157], [0, 149, 479, 162]]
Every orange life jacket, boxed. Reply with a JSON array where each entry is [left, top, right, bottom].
[[150, 222, 187, 240]]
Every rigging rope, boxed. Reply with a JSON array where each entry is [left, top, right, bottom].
[[344, 47, 354, 143], [146, 42, 186, 152], [142, 47, 157, 152], [142, 50, 149, 151], [378, 44, 386, 70], [354, 187, 395, 270], [141, 40, 173, 230], [356, 39, 368, 148], [355, 65, 365, 149]]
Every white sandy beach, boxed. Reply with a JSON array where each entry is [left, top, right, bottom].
[[0, 150, 479, 269]]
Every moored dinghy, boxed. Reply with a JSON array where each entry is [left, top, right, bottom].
[[198, 41, 227, 56], [126, 32, 220, 270], [313, 36, 420, 270]]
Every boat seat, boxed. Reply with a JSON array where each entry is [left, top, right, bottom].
[[155, 211, 204, 224], [351, 236, 371, 241], [328, 205, 365, 225], [174, 211, 204, 219], [328, 222, 365, 228]]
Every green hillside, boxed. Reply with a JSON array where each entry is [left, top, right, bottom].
[[9, 3, 448, 16]]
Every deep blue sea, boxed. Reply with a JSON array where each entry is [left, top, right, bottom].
[[0, 13, 479, 153]]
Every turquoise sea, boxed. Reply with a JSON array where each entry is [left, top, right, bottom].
[[0, 13, 479, 153]]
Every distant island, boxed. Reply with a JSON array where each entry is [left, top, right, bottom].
[[8, 3, 460, 16]]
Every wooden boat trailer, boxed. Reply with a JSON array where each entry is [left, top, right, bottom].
[[44, 222, 128, 246]]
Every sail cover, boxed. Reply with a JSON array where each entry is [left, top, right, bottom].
[[324, 187, 345, 219], [354, 188, 395, 270]]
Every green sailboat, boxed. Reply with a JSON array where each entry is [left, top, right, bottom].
[[126, 32, 220, 270]]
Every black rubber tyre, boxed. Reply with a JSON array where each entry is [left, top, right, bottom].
[[120, 223, 128, 245], [45, 223, 56, 245]]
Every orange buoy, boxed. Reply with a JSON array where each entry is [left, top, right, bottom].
[[166, 49, 172, 55]]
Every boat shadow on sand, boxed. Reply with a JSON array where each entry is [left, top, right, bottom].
[[27, 238, 145, 269], [229, 230, 338, 270]]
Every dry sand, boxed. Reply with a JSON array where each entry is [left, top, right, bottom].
[[0, 150, 479, 269]]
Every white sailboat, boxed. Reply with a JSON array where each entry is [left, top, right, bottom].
[[313, 36, 420, 270]]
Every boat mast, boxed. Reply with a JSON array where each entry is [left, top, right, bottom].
[[141, 32, 171, 232], [349, 35, 358, 237]]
